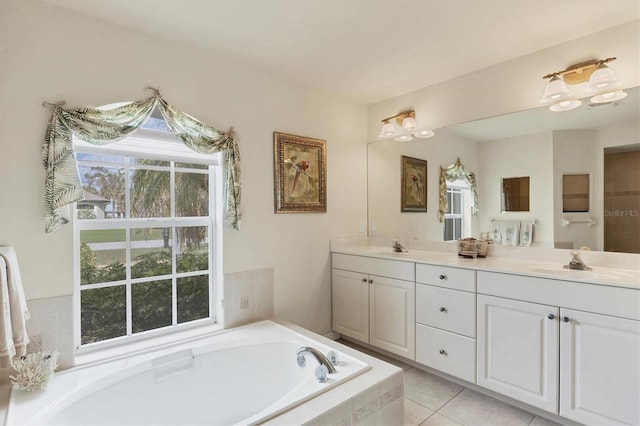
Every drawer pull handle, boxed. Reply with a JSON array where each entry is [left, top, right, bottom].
[[439, 349, 447, 356], [562, 316, 570, 323], [368, 279, 373, 284], [439, 274, 447, 280], [362, 278, 367, 283], [439, 307, 447, 313], [547, 314, 555, 320]]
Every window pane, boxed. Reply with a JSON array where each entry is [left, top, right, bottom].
[[178, 275, 209, 323], [444, 219, 454, 241], [176, 162, 208, 170], [445, 191, 452, 214], [130, 168, 170, 218], [76, 152, 126, 164], [452, 191, 462, 214], [175, 172, 209, 217], [130, 158, 170, 167], [141, 116, 171, 132], [80, 230, 126, 285], [454, 218, 463, 239], [132, 279, 172, 333], [78, 165, 126, 219], [81, 286, 126, 344], [177, 226, 209, 273], [131, 227, 172, 279]]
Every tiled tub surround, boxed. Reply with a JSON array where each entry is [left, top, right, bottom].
[[6, 320, 403, 425], [331, 241, 639, 426]]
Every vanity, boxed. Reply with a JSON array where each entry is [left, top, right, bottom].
[[331, 245, 640, 426]]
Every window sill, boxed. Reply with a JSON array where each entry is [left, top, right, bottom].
[[74, 322, 224, 368]]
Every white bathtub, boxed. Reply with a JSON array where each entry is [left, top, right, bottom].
[[5, 320, 371, 425]]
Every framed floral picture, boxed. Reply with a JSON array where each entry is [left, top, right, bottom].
[[401, 156, 428, 212], [273, 132, 327, 213]]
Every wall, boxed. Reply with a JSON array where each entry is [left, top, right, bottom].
[[0, 0, 367, 336], [477, 133, 555, 245], [553, 130, 598, 249]]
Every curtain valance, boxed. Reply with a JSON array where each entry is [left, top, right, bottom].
[[437, 158, 479, 222], [42, 92, 241, 233]]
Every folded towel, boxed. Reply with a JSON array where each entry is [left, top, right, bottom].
[[498, 221, 521, 246], [0, 246, 30, 368], [519, 221, 534, 247]]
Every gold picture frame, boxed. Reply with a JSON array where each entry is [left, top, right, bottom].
[[274, 132, 327, 213], [401, 155, 428, 212]]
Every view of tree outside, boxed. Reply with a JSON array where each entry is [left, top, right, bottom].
[[77, 152, 213, 345]]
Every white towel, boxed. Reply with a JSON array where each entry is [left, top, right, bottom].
[[0, 246, 30, 368], [498, 221, 521, 246], [519, 221, 534, 247]]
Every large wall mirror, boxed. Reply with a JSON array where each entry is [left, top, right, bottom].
[[367, 86, 639, 253]]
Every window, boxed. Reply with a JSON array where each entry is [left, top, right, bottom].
[[444, 180, 472, 241], [74, 123, 221, 348]]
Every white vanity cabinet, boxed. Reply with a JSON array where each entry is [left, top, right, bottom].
[[415, 264, 476, 382], [332, 253, 416, 359], [477, 271, 640, 425]]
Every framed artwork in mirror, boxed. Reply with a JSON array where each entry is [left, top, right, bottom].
[[273, 132, 326, 213], [401, 156, 427, 212], [562, 173, 590, 212], [501, 176, 530, 212]]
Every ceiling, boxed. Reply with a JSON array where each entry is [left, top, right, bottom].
[[42, 0, 639, 104]]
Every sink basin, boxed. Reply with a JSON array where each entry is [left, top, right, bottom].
[[529, 267, 636, 282]]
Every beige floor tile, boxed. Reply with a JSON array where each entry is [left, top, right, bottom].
[[438, 389, 535, 426], [529, 415, 563, 426], [404, 368, 464, 411], [404, 398, 434, 426], [420, 413, 463, 426]]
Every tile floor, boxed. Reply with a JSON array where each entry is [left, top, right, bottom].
[[337, 339, 564, 426]]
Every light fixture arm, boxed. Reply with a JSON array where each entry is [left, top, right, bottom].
[[542, 57, 617, 84], [380, 110, 415, 125]]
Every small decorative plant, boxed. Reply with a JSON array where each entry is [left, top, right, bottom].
[[10, 351, 59, 391]]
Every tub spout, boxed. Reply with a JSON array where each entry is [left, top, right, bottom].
[[296, 347, 337, 373]]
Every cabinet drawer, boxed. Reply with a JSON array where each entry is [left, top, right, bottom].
[[416, 264, 475, 292], [416, 324, 476, 383], [416, 284, 476, 337], [332, 253, 414, 281]]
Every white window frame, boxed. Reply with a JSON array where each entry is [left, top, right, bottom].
[[72, 128, 223, 354]]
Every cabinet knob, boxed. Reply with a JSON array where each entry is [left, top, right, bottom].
[[439, 349, 447, 356], [439, 274, 447, 280], [362, 278, 367, 283], [368, 279, 373, 284], [562, 316, 570, 323], [547, 314, 555, 320], [439, 307, 447, 313]]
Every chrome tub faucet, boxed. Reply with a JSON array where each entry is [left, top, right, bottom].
[[296, 347, 336, 374]]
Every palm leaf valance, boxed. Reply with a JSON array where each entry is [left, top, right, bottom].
[[437, 158, 478, 222], [42, 91, 241, 233]]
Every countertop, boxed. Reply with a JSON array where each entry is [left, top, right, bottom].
[[332, 246, 640, 289]]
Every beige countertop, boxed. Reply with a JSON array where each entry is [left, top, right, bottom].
[[332, 246, 640, 289]]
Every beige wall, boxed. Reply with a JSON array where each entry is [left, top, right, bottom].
[[0, 0, 367, 335]]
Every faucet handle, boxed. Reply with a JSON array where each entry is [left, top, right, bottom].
[[327, 350, 340, 366], [315, 365, 329, 383]]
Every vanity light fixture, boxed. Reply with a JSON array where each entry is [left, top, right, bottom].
[[541, 57, 627, 111], [379, 110, 434, 142]]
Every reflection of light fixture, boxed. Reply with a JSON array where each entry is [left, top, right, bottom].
[[540, 57, 627, 112], [379, 110, 434, 141]]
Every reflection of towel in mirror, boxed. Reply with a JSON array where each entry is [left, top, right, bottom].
[[490, 221, 502, 244], [519, 221, 534, 246], [0, 246, 30, 368], [499, 221, 521, 246]]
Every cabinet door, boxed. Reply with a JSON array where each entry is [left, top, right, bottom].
[[369, 275, 415, 360], [560, 309, 640, 426], [332, 269, 369, 342], [477, 294, 559, 413]]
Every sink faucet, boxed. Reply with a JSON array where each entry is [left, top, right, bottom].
[[296, 347, 336, 373], [392, 239, 408, 253], [564, 250, 592, 271]]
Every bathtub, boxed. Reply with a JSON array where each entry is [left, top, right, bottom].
[[5, 320, 373, 425]]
